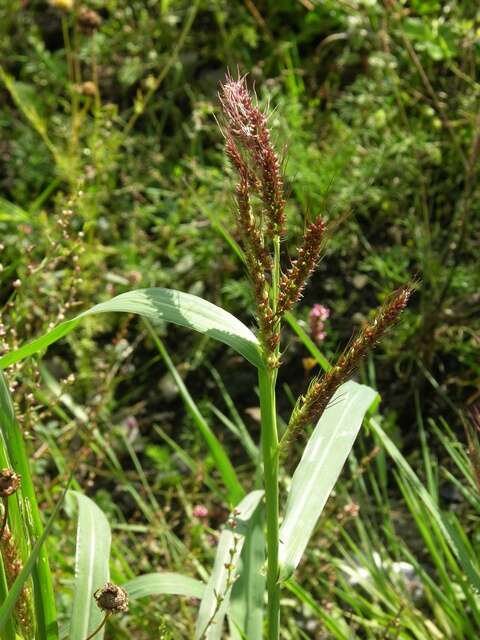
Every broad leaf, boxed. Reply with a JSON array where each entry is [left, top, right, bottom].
[[69, 492, 111, 640], [123, 573, 205, 600], [279, 381, 377, 580], [0, 288, 263, 370], [195, 491, 264, 640]]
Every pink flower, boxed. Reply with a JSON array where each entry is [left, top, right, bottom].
[[192, 505, 209, 518], [309, 304, 330, 344], [310, 304, 330, 321]]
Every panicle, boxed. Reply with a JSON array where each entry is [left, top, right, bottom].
[[281, 285, 413, 453], [220, 75, 286, 237], [277, 217, 325, 316]]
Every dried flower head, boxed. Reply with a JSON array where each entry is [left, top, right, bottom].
[[78, 7, 102, 33], [277, 217, 326, 316], [79, 81, 97, 97], [94, 583, 128, 614], [0, 469, 20, 497]]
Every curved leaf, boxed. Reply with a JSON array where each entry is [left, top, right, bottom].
[[0, 288, 263, 370], [279, 381, 377, 581], [123, 573, 205, 600], [69, 492, 111, 640]]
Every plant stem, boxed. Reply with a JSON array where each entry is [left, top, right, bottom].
[[259, 366, 280, 640], [84, 613, 109, 640], [260, 234, 282, 639]]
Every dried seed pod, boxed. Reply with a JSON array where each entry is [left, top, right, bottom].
[[79, 81, 97, 97], [78, 7, 102, 33], [0, 469, 20, 497], [94, 583, 129, 614]]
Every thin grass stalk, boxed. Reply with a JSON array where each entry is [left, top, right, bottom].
[[258, 366, 280, 640]]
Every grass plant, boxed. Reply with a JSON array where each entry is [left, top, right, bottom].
[[0, 75, 416, 639]]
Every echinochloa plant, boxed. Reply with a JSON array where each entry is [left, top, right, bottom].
[[219, 74, 412, 639], [0, 72, 412, 640]]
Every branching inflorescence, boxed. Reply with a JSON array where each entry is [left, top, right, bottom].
[[220, 75, 326, 361], [219, 74, 412, 444]]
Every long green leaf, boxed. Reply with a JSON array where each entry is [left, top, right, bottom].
[[195, 491, 264, 640], [0, 477, 71, 638], [369, 418, 480, 592], [279, 381, 377, 580], [123, 573, 205, 600], [0, 372, 58, 640], [69, 492, 111, 640], [228, 503, 265, 640], [0, 288, 263, 370]]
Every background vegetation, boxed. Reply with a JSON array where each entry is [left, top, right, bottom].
[[0, 0, 478, 638]]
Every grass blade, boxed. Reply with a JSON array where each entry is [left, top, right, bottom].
[[68, 491, 111, 640], [195, 490, 264, 640], [279, 381, 377, 580], [369, 418, 480, 592], [123, 573, 205, 600], [0, 288, 262, 370], [0, 372, 58, 639]]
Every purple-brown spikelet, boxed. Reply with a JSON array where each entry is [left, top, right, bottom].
[[281, 285, 413, 453], [225, 134, 271, 272], [220, 75, 286, 237], [277, 217, 325, 315]]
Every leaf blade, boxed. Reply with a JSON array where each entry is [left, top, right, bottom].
[[228, 503, 265, 640], [123, 573, 205, 600], [69, 492, 111, 640], [0, 372, 58, 639], [0, 289, 262, 370], [279, 381, 377, 580]]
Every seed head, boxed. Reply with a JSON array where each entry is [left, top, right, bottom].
[[94, 583, 128, 614], [78, 7, 102, 33], [281, 285, 413, 454], [0, 469, 20, 497]]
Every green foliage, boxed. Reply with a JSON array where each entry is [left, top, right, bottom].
[[0, 0, 478, 638]]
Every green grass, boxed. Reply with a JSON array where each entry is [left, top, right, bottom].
[[0, 0, 478, 637]]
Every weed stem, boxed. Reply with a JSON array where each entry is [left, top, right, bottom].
[[84, 613, 110, 640]]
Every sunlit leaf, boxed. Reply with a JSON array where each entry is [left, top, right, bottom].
[[123, 573, 205, 600], [69, 492, 111, 640], [0, 288, 263, 370], [228, 503, 265, 640], [279, 381, 377, 580]]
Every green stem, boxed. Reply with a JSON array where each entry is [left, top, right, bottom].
[[259, 364, 280, 639]]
